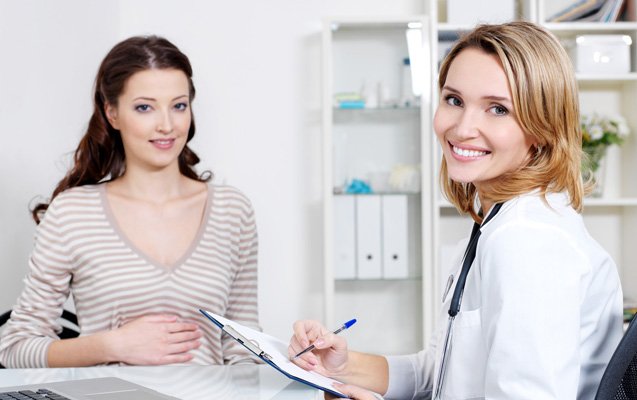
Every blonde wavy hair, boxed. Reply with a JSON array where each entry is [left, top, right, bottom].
[[438, 21, 585, 222]]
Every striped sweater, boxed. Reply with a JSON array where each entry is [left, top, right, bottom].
[[0, 183, 259, 368]]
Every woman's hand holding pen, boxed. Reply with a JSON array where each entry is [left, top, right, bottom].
[[288, 320, 349, 377], [287, 321, 379, 400], [289, 319, 389, 399]]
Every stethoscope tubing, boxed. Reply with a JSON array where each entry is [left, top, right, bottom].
[[433, 202, 503, 399], [434, 316, 455, 399]]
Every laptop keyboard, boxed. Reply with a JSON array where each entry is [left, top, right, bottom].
[[0, 389, 71, 399]]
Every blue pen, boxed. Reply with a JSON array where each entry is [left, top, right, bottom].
[[293, 319, 357, 359]]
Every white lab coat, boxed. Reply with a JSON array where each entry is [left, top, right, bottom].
[[384, 192, 623, 400]]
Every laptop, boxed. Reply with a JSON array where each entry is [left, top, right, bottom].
[[0, 377, 179, 400]]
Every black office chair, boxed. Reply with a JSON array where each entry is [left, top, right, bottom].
[[595, 315, 637, 400], [0, 309, 80, 368]]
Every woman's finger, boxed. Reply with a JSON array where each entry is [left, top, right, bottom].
[[288, 340, 320, 368], [166, 329, 202, 344], [290, 354, 319, 371], [332, 383, 381, 400], [166, 339, 201, 355], [166, 321, 199, 333], [314, 332, 348, 351], [292, 320, 325, 348]]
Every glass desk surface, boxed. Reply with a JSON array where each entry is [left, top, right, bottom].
[[0, 364, 320, 400]]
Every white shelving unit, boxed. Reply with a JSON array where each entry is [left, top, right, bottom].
[[538, 0, 637, 308], [322, 1, 637, 354], [322, 16, 433, 355]]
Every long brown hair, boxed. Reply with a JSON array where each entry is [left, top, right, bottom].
[[32, 35, 210, 223], [437, 22, 584, 222]]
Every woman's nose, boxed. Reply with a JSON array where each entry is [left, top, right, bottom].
[[455, 109, 480, 138], [156, 110, 173, 134]]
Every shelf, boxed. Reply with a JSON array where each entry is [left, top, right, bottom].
[[334, 191, 421, 196], [437, 23, 477, 34], [335, 276, 422, 283], [328, 16, 427, 30], [584, 198, 637, 207], [439, 22, 637, 35], [543, 22, 637, 33], [333, 107, 422, 125], [577, 72, 637, 82], [333, 106, 420, 114]]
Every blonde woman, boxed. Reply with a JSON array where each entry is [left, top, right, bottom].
[[289, 22, 623, 399]]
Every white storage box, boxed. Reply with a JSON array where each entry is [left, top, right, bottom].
[[571, 35, 632, 75], [447, 0, 515, 25]]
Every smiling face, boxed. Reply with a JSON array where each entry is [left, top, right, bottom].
[[105, 68, 191, 173], [434, 47, 536, 190]]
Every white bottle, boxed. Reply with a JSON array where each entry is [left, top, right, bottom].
[[361, 81, 378, 108], [377, 81, 392, 108]]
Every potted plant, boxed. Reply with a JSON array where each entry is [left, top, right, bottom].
[[581, 112, 630, 197]]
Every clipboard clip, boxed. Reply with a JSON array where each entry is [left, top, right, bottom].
[[222, 324, 273, 361]]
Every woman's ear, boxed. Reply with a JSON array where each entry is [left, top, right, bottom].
[[104, 103, 120, 130]]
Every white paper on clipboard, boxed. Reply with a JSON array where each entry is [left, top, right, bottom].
[[199, 309, 347, 398]]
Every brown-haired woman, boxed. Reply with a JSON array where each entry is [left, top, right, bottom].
[[0, 36, 259, 367], [288, 22, 622, 399]]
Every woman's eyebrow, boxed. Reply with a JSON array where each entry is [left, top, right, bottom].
[[442, 85, 511, 103], [132, 94, 188, 102], [483, 95, 511, 103]]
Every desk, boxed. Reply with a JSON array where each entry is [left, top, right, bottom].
[[0, 364, 320, 399]]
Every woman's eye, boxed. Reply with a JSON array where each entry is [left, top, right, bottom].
[[174, 102, 188, 111], [135, 104, 151, 112], [490, 105, 508, 116], [445, 96, 462, 107]]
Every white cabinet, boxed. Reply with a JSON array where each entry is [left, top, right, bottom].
[[536, 0, 637, 310], [322, 17, 433, 354]]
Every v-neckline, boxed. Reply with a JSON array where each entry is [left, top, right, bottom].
[[99, 183, 212, 271]]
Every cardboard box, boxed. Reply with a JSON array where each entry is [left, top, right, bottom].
[[447, 0, 515, 25], [571, 34, 632, 74]]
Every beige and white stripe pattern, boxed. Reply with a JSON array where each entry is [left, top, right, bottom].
[[0, 183, 259, 368]]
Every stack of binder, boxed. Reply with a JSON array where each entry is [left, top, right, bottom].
[[548, 0, 627, 22]]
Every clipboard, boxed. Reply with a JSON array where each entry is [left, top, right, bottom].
[[199, 309, 347, 398]]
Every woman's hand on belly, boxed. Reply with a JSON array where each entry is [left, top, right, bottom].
[[104, 314, 202, 365]]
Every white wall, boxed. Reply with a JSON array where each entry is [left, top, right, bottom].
[[0, 0, 423, 340]]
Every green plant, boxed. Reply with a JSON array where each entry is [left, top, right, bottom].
[[581, 113, 630, 172]]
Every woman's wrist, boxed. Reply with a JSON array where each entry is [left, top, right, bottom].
[[333, 351, 367, 381], [96, 329, 119, 364], [320, 350, 356, 381], [342, 352, 389, 395], [47, 330, 118, 367]]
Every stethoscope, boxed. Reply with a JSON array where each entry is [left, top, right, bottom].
[[433, 202, 503, 399]]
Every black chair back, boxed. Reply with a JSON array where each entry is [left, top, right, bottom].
[[595, 316, 637, 400], [0, 309, 79, 368]]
